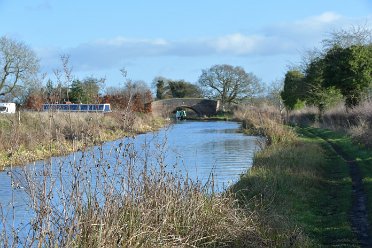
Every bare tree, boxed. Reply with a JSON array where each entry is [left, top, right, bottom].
[[53, 54, 73, 102], [0, 36, 39, 99], [267, 79, 285, 113], [322, 24, 372, 49], [198, 64, 262, 108]]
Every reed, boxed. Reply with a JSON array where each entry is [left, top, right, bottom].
[[0, 111, 166, 169], [233, 105, 296, 145], [1, 131, 265, 247]]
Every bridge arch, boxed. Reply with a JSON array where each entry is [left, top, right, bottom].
[[172, 105, 201, 116], [151, 98, 220, 117]]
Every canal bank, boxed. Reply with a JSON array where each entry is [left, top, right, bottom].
[[233, 106, 372, 246], [1, 120, 265, 247], [0, 111, 167, 170], [232, 126, 357, 246]]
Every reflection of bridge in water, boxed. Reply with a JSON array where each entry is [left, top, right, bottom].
[[151, 98, 220, 117]]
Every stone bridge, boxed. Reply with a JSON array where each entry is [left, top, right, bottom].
[[151, 98, 220, 117]]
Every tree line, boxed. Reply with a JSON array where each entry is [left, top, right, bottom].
[[281, 26, 372, 115], [0, 35, 263, 112], [1, 27, 371, 115]]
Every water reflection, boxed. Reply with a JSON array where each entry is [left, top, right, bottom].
[[158, 121, 260, 189]]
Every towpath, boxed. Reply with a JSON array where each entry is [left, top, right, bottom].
[[307, 128, 372, 247]]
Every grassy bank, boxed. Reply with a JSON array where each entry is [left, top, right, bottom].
[[0, 111, 166, 169], [232, 106, 359, 246], [307, 128, 372, 230]]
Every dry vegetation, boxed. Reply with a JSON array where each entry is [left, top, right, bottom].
[[289, 100, 372, 147], [231, 104, 358, 246], [0, 111, 166, 169], [1, 103, 363, 247], [1, 120, 266, 247], [234, 105, 296, 145]]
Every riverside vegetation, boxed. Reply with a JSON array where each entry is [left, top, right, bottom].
[[232, 103, 371, 247], [1, 110, 266, 247], [0, 111, 166, 170], [2, 103, 371, 247]]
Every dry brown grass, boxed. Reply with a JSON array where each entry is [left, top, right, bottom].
[[0, 111, 166, 169], [233, 105, 297, 145], [289, 100, 372, 147]]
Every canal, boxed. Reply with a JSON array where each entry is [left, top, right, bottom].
[[0, 121, 261, 242]]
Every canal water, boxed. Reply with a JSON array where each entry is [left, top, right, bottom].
[[0, 121, 261, 241]]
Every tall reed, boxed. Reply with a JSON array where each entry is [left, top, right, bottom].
[[1, 112, 265, 247]]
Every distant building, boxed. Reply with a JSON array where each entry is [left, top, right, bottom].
[[0, 103, 16, 114]]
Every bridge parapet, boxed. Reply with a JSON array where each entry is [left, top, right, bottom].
[[151, 98, 219, 117]]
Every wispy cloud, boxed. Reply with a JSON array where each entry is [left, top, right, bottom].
[[210, 34, 265, 55], [37, 12, 368, 74], [40, 33, 295, 72], [262, 11, 344, 44], [297, 11, 342, 27]]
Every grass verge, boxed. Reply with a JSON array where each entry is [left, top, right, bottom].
[[232, 106, 359, 246], [306, 127, 372, 232]]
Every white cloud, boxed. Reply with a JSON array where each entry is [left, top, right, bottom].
[[265, 11, 344, 38], [210, 34, 265, 55], [95, 37, 169, 47], [299, 11, 342, 27], [37, 12, 369, 75]]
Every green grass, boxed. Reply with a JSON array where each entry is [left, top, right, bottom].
[[299, 128, 357, 246], [231, 127, 359, 246], [305, 127, 372, 231]]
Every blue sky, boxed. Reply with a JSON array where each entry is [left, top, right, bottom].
[[0, 0, 371, 90]]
